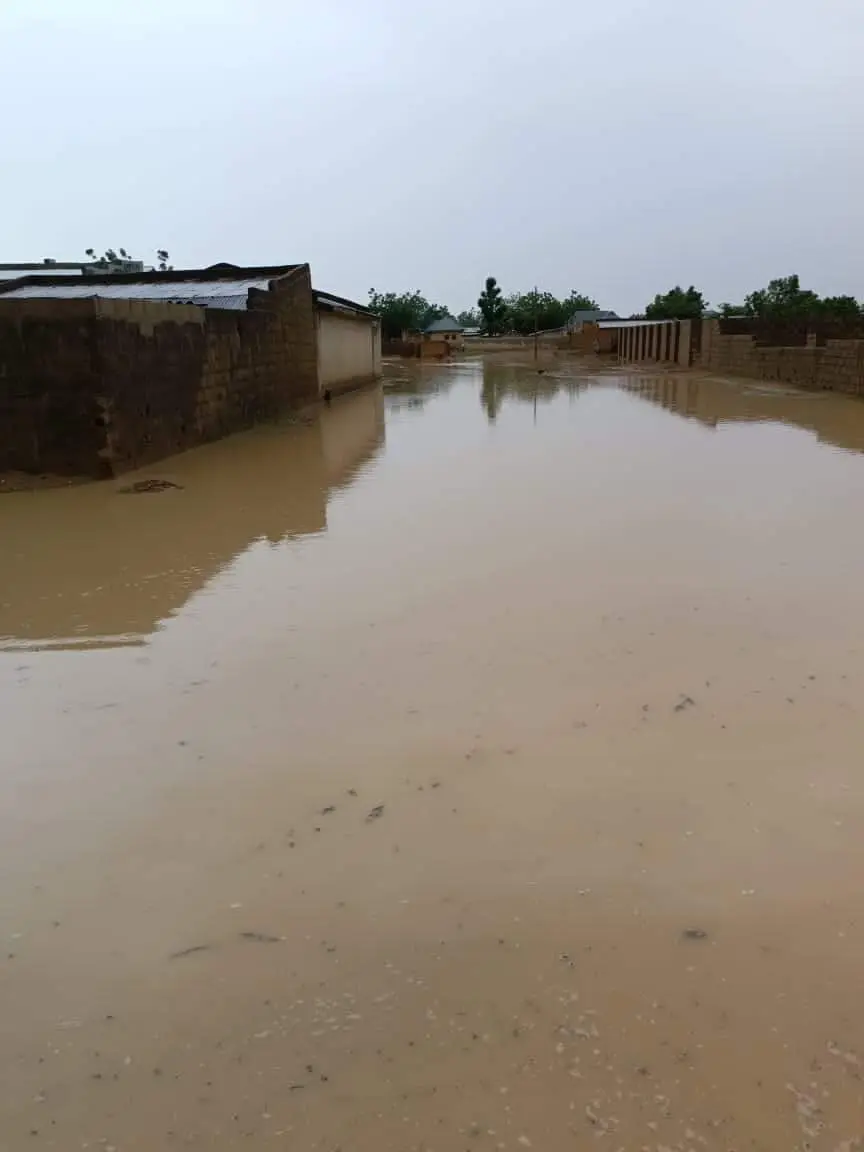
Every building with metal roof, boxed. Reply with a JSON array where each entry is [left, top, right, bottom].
[[566, 309, 619, 333], [424, 315, 463, 334], [0, 262, 382, 478]]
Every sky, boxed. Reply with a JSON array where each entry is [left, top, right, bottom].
[[3, 0, 864, 315]]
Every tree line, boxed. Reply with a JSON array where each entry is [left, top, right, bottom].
[[370, 273, 864, 340], [369, 279, 600, 338], [645, 275, 862, 324]]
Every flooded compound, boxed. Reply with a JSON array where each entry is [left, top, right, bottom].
[[2, 361, 864, 1151]]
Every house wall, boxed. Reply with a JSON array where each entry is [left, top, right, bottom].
[[316, 310, 381, 396], [701, 319, 864, 395], [0, 266, 320, 477]]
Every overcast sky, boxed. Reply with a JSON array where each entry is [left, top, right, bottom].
[[3, 0, 863, 314]]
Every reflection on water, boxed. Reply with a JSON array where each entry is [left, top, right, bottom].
[[624, 372, 864, 455], [479, 360, 588, 422], [3, 364, 864, 1151], [1, 387, 385, 650]]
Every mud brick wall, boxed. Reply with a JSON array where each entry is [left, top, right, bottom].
[[0, 266, 320, 477], [0, 300, 107, 474], [702, 320, 864, 396]]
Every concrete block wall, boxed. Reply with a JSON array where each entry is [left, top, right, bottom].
[[702, 320, 864, 396]]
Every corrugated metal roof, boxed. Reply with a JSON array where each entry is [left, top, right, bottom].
[[0, 276, 272, 308], [314, 289, 374, 316]]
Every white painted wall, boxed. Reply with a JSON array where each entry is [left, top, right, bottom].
[[317, 311, 381, 394]]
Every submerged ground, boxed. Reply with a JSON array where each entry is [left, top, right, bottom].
[[2, 358, 863, 1150]]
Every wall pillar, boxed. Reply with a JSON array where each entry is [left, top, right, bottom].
[[677, 319, 692, 366]]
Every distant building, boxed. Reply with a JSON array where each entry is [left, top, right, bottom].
[[0, 259, 145, 284], [566, 309, 619, 333], [423, 315, 464, 345]]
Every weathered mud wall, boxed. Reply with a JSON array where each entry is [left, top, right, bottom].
[[0, 266, 319, 477]]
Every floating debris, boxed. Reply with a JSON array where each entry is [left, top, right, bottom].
[[366, 804, 385, 823], [169, 944, 211, 960], [118, 478, 183, 495]]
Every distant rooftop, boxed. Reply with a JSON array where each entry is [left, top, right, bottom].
[[0, 263, 302, 311], [597, 317, 678, 329], [0, 260, 145, 280], [425, 315, 463, 333], [566, 309, 619, 331]]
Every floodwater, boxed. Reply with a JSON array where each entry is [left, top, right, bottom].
[[2, 361, 864, 1151]]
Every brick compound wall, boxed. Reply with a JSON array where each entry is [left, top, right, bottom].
[[0, 265, 319, 477], [701, 320, 864, 396]]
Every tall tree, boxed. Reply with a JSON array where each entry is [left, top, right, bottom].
[[477, 277, 508, 335], [645, 285, 705, 320]]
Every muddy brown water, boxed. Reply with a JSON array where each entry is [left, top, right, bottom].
[[2, 364, 864, 1150]]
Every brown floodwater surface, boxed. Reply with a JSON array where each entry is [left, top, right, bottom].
[[2, 365, 863, 1150]]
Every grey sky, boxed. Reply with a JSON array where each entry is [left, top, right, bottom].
[[4, 0, 863, 315]]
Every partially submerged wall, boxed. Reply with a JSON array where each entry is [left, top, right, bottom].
[[0, 266, 320, 476], [701, 320, 864, 396], [317, 310, 381, 397]]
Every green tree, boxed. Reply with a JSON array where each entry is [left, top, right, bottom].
[[563, 290, 599, 318], [505, 291, 558, 334], [478, 276, 508, 335], [722, 280, 860, 324], [84, 247, 172, 270], [819, 295, 861, 321], [367, 290, 447, 340], [645, 285, 705, 320], [744, 275, 820, 322], [503, 289, 601, 334], [456, 308, 481, 328]]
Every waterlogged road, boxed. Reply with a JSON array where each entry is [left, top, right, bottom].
[[2, 362, 864, 1150]]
